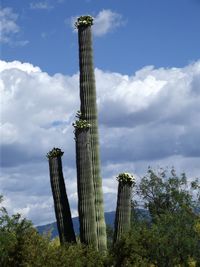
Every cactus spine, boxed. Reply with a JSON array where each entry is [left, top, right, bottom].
[[47, 148, 76, 244], [76, 16, 107, 251], [74, 118, 98, 249], [113, 173, 135, 244]]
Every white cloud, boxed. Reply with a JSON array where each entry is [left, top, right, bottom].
[[1, 59, 200, 225], [0, 60, 79, 166], [0, 7, 19, 43], [30, 1, 54, 10], [0, 7, 28, 45], [0, 60, 41, 73], [93, 9, 125, 36], [71, 9, 125, 36]]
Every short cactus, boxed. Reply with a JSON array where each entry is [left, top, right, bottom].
[[47, 148, 76, 244], [113, 173, 135, 244]]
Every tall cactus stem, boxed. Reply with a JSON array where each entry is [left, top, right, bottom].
[[113, 173, 135, 244], [74, 123, 98, 249], [47, 148, 76, 244], [76, 15, 107, 251]]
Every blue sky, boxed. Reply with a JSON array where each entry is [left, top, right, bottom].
[[1, 0, 200, 75], [1, 0, 200, 225]]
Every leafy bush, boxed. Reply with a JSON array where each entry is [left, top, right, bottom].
[[0, 196, 104, 267], [111, 168, 200, 267], [1, 168, 200, 266]]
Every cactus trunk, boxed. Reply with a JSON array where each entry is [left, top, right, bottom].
[[75, 127, 98, 249], [48, 149, 76, 244], [77, 21, 107, 251], [113, 181, 132, 244]]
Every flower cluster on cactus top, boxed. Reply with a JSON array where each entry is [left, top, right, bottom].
[[72, 111, 91, 130], [73, 119, 91, 129], [46, 147, 64, 159], [116, 173, 135, 185], [75, 15, 94, 28]]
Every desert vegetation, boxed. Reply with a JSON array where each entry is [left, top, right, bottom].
[[0, 169, 200, 266]]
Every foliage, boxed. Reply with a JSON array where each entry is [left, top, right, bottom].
[[0, 196, 104, 266], [1, 167, 199, 266], [138, 167, 200, 220], [111, 168, 200, 267], [0, 195, 33, 267], [106, 224, 114, 250]]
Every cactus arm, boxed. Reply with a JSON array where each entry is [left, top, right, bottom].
[[47, 148, 76, 244]]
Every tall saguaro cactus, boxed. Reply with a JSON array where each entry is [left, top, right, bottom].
[[113, 173, 135, 244], [73, 117, 98, 249], [75, 16, 107, 251], [47, 148, 76, 244]]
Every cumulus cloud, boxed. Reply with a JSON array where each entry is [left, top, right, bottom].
[[0, 7, 28, 45], [71, 9, 125, 36], [0, 60, 79, 167], [1, 59, 200, 225], [0, 162, 77, 225]]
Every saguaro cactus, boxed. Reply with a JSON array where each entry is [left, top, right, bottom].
[[73, 117, 98, 249], [113, 173, 135, 244], [47, 148, 76, 244], [75, 16, 107, 251]]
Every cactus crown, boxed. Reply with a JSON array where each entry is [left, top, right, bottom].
[[75, 15, 93, 28], [73, 119, 91, 129], [46, 147, 64, 159], [73, 111, 91, 129], [117, 173, 135, 186]]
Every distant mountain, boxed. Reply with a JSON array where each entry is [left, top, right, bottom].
[[37, 211, 115, 239], [37, 216, 80, 239], [36, 210, 149, 239]]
